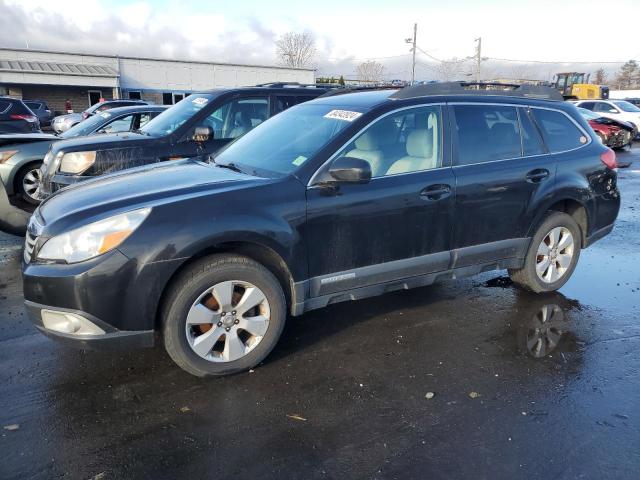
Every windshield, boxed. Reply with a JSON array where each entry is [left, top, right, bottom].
[[578, 107, 600, 120], [140, 94, 214, 136], [212, 104, 361, 176], [613, 101, 640, 113], [60, 111, 115, 138]]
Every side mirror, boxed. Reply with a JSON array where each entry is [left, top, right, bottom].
[[328, 156, 372, 184], [192, 126, 213, 143]]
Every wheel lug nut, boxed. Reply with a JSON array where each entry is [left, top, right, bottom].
[[217, 322, 222, 327], [221, 312, 226, 316], [225, 327, 230, 332], [234, 319, 239, 324], [232, 311, 236, 315]]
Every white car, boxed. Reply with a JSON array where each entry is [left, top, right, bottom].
[[574, 99, 640, 136]]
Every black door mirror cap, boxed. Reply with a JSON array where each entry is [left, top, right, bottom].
[[193, 126, 214, 142], [328, 156, 372, 184]]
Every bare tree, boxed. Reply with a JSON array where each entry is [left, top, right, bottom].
[[436, 58, 465, 82], [509, 64, 532, 81], [275, 32, 316, 68], [356, 60, 385, 83], [593, 67, 608, 85]]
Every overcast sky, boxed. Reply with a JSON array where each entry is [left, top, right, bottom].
[[1, 0, 639, 81]]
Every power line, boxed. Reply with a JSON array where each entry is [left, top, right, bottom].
[[323, 53, 412, 62], [486, 56, 629, 65]]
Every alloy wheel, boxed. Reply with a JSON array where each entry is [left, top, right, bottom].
[[535, 227, 574, 284], [185, 280, 270, 362], [22, 168, 42, 201]]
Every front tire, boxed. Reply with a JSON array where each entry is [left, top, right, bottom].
[[162, 254, 286, 377], [15, 162, 43, 204], [509, 212, 582, 293]]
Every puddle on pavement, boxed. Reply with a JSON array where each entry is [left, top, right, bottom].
[[559, 249, 640, 314], [482, 287, 584, 360]]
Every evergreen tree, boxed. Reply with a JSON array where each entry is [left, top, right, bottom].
[[615, 60, 638, 89]]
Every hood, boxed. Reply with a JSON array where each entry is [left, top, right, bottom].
[[589, 120, 617, 133], [49, 132, 154, 155], [53, 113, 81, 122], [37, 159, 258, 233], [0, 133, 58, 148]]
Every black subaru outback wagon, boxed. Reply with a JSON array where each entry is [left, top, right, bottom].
[[22, 83, 620, 377], [36, 85, 332, 200]]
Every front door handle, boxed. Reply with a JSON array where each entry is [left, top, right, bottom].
[[526, 169, 550, 183], [420, 184, 452, 200]]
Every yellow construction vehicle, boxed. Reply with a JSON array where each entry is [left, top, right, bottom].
[[554, 72, 609, 100]]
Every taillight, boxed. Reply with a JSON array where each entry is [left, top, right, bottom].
[[600, 148, 617, 170], [10, 114, 37, 122]]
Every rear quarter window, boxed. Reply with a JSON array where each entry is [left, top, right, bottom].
[[531, 109, 587, 153], [24, 101, 43, 110]]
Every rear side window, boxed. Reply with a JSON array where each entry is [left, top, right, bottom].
[[0, 100, 10, 113], [24, 101, 43, 110], [519, 108, 546, 156], [593, 102, 615, 113], [273, 95, 296, 114], [531, 109, 587, 153], [273, 95, 313, 114], [453, 105, 521, 165], [579, 102, 595, 110]]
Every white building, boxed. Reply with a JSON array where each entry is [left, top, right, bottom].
[[609, 89, 640, 100], [0, 47, 315, 114]]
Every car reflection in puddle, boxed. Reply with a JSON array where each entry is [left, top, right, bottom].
[[486, 277, 583, 360], [518, 300, 570, 358]]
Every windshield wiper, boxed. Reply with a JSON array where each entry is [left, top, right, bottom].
[[213, 159, 243, 173]]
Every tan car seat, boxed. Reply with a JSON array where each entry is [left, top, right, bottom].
[[386, 113, 439, 175], [345, 131, 385, 176]]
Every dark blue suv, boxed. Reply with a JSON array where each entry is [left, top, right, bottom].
[[22, 83, 620, 377]]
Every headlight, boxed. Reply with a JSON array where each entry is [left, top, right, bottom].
[[42, 151, 53, 167], [0, 150, 18, 163], [37, 208, 151, 263], [59, 151, 96, 174]]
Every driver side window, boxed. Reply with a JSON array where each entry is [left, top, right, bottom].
[[100, 114, 135, 133], [332, 106, 441, 178], [594, 102, 616, 113], [201, 97, 269, 140]]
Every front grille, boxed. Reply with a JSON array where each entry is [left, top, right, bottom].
[[23, 231, 37, 263]]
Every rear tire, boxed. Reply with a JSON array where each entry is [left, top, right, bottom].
[[162, 254, 286, 377], [509, 212, 582, 293]]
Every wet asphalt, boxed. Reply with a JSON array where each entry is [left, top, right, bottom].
[[1, 149, 639, 480]]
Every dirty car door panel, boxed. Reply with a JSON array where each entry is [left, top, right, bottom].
[[305, 104, 454, 296]]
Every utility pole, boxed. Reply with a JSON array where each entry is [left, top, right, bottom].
[[474, 37, 482, 83], [405, 23, 417, 85]]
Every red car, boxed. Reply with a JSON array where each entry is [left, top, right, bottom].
[[578, 107, 633, 149]]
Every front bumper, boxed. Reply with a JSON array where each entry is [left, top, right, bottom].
[[23, 247, 184, 344], [38, 172, 84, 199], [0, 177, 29, 235], [25, 300, 154, 349]]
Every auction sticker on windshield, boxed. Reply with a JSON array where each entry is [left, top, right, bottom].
[[99, 112, 111, 119], [324, 110, 362, 122], [192, 97, 209, 107]]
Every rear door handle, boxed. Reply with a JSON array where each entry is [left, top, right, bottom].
[[526, 169, 550, 183], [420, 184, 452, 200]]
